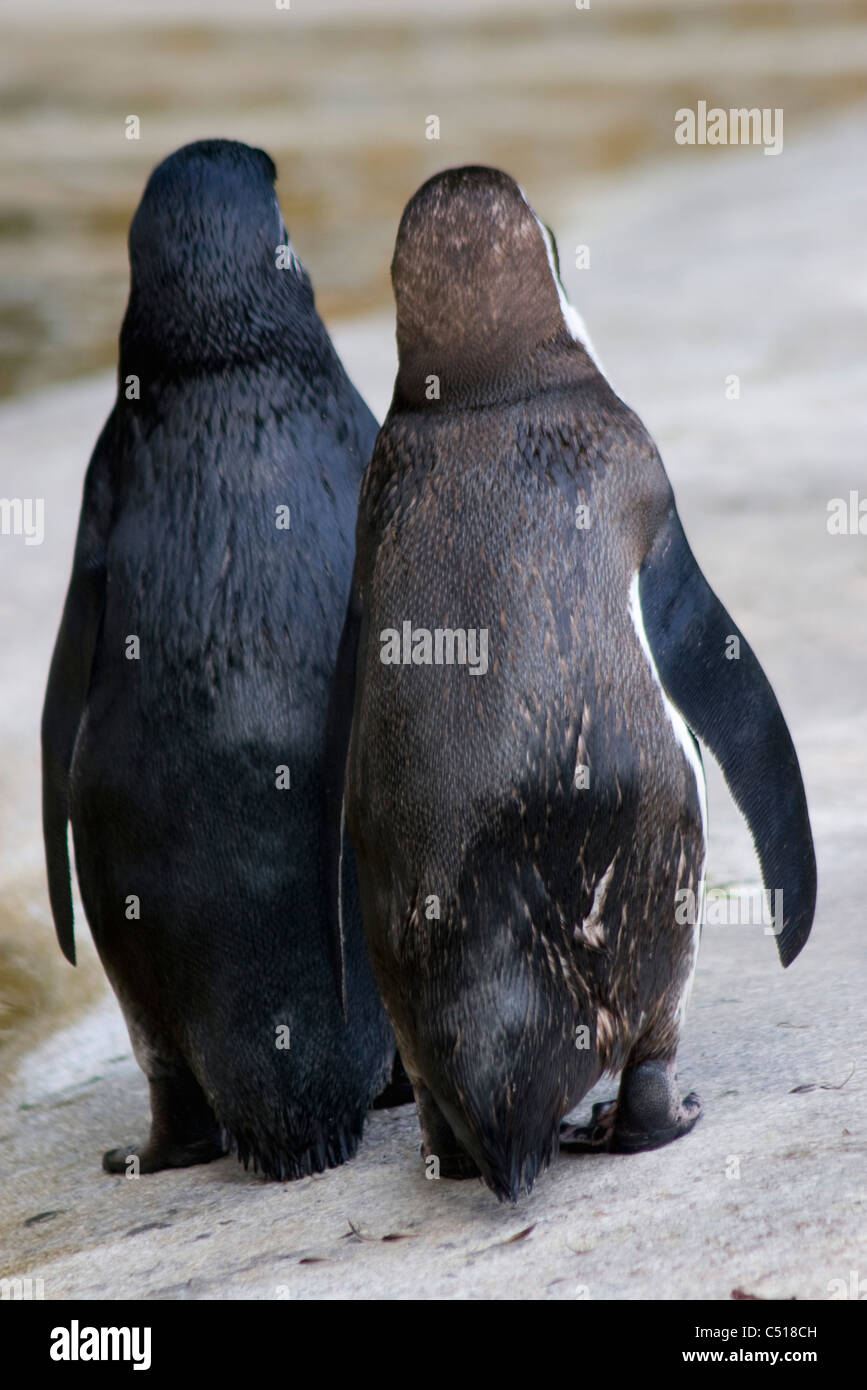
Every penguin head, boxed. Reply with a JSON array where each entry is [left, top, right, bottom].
[[391, 166, 597, 407], [125, 139, 314, 369]]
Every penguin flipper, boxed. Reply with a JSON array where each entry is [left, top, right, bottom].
[[41, 413, 116, 965], [638, 503, 816, 967], [324, 582, 363, 1015]]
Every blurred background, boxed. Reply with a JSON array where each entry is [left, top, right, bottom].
[[1, 0, 865, 1089], [1, 0, 865, 399]]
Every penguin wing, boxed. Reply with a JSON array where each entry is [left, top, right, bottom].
[[41, 412, 117, 965], [638, 502, 816, 967], [323, 581, 364, 1014]]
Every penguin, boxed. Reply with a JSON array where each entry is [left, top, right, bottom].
[[41, 139, 396, 1178], [327, 166, 816, 1202]]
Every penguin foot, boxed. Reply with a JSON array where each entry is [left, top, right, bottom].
[[415, 1083, 481, 1180], [102, 1070, 226, 1173], [559, 1099, 619, 1152], [102, 1133, 227, 1174], [560, 1060, 702, 1154], [608, 1091, 702, 1153]]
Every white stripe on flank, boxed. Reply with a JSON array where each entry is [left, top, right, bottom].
[[676, 870, 705, 1030], [628, 569, 707, 1030], [627, 570, 708, 843]]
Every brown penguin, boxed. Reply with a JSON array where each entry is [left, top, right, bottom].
[[327, 166, 816, 1201]]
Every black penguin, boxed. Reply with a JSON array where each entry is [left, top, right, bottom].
[[328, 167, 816, 1202], [41, 139, 396, 1178]]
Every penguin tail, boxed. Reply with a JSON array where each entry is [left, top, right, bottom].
[[223, 1107, 366, 1182], [471, 1131, 557, 1205], [420, 1049, 581, 1203]]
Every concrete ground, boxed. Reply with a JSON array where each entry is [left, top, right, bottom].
[[0, 110, 865, 1299]]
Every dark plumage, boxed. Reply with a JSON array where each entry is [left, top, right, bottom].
[[42, 139, 394, 1179], [330, 166, 815, 1202]]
